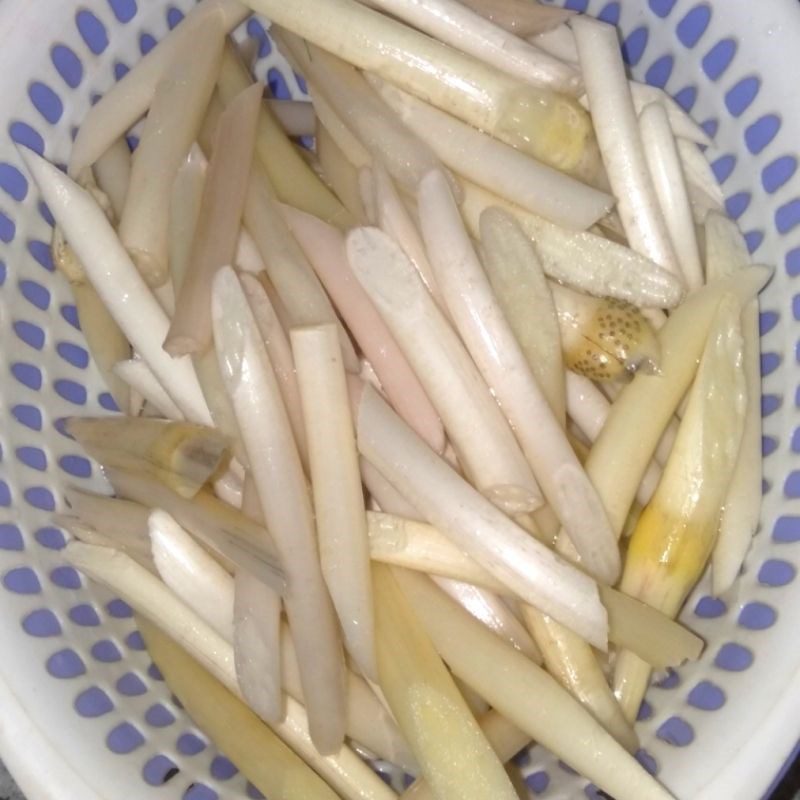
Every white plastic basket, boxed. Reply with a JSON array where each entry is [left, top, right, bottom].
[[0, 1, 798, 798]]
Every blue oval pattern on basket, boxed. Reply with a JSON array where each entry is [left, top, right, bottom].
[[0, 1, 798, 798]]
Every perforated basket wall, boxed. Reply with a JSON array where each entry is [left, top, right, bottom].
[[0, 1, 798, 798]]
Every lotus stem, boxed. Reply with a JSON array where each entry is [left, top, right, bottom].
[[112, 359, 182, 420], [93, 137, 131, 219]]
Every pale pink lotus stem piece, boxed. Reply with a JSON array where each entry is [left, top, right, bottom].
[[282, 204, 445, 454]]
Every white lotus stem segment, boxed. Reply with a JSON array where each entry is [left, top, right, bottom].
[[631, 84, 712, 146], [373, 81, 612, 231], [169, 148, 207, 296], [566, 372, 660, 506], [149, 509, 234, 640], [458, 0, 574, 36], [461, 182, 684, 308], [614, 297, 747, 721], [357, 386, 608, 648], [366, 510, 702, 668], [268, 99, 316, 137], [316, 124, 370, 224], [93, 137, 131, 219], [418, 171, 619, 583], [218, 41, 352, 228], [572, 16, 680, 278], [105, 467, 284, 591], [68, 0, 249, 175], [373, 564, 520, 800], [243, 0, 599, 179], [239, 274, 308, 466], [582, 266, 770, 539], [551, 282, 661, 381], [394, 569, 676, 800], [166, 83, 261, 356], [305, 84, 372, 171], [677, 138, 725, 208], [361, 459, 423, 520], [705, 212, 763, 595], [365, 0, 581, 95], [370, 164, 443, 305], [138, 619, 342, 800], [212, 266, 346, 755], [347, 227, 541, 513], [118, 11, 225, 288], [112, 359, 183, 420], [66, 417, 229, 499], [243, 164, 360, 373], [282, 34, 456, 199], [402, 710, 530, 800], [70, 282, 131, 413], [433, 577, 541, 662], [291, 324, 377, 680], [21, 149, 212, 425], [283, 205, 445, 453], [639, 102, 704, 290]]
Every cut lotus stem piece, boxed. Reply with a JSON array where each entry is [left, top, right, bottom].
[[282, 34, 457, 199], [282, 205, 444, 453], [394, 569, 675, 800], [70, 282, 131, 412], [63, 488, 151, 562], [212, 266, 346, 755], [118, 10, 225, 288], [480, 208, 564, 423], [22, 149, 212, 425], [268, 99, 316, 137], [218, 40, 352, 228], [365, 0, 581, 95], [347, 227, 541, 514], [105, 467, 284, 591], [373, 563, 520, 800], [402, 710, 530, 800], [357, 386, 608, 648], [461, 181, 684, 309], [458, 0, 575, 36], [68, 0, 250, 175], [677, 138, 725, 208], [373, 81, 612, 230], [112, 359, 183, 420], [582, 266, 769, 540], [149, 509, 234, 640], [166, 83, 261, 356], [614, 296, 747, 721], [566, 372, 660, 506], [57, 515, 155, 571], [705, 212, 762, 595], [291, 324, 377, 681], [520, 606, 639, 753], [370, 164, 443, 305], [433, 577, 542, 662], [66, 417, 229, 499], [169, 148, 207, 296], [243, 0, 599, 180], [362, 459, 423, 521], [316, 123, 370, 223], [551, 282, 661, 381], [93, 137, 131, 220], [572, 16, 680, 278], [138, 619, 341, 800], [418, 171, 619, 583], [242, 163, 360, 373], [366, 511, 702, 668], [233, 475, 284, 724], [239, 274, 308, 465], [640, 102, 704, 290]]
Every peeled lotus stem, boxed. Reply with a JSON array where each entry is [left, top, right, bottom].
[[268, 99, 317, 137], [93, 136, 131, 220], [457, 0, 576, 37], [112, 359, 183, 420]]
